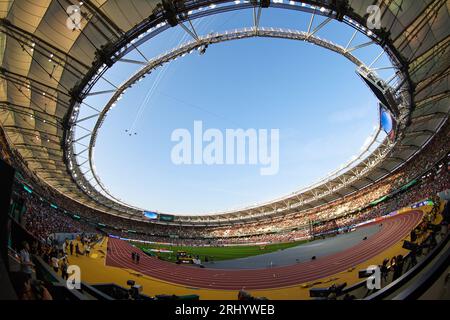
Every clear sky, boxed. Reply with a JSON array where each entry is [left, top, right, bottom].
[[78, 8, 392, 215]]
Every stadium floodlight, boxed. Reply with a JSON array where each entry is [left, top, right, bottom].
[[198, 44, 208, 55]]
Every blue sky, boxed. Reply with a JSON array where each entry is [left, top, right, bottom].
[[79, 8, 392, 215]]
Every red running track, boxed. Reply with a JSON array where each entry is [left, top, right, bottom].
[[106, 210, 422, 290]]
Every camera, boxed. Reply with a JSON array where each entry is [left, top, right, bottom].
[[126, 280, 142, 300]]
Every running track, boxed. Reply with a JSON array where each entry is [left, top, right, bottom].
[[105, 210, 422, 290]]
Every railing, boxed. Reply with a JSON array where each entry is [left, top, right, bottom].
[[365, 230, 450, 300], [393, 239, 450, 300], [80, 282, 114, 300], [92, 283, 154, 300]]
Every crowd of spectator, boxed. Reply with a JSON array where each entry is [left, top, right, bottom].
[[4, 120, 450, 246], [105, 159, 448, 245], [205, 128, 450, 238], [310, 164, 449, 236], [16, 188, 97, 243], [11, 151, 449, 246]]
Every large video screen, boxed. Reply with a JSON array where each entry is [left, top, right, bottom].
[[143, 211, 158, 220], [379, 104, 396, 141]]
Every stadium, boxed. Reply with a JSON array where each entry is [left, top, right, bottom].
[[0, 0, 449, 306]]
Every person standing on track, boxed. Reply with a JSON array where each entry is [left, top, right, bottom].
[[85, 244, 90, 256], [75, 243, 82, 257]]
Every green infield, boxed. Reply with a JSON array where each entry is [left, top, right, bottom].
[[130, 240, 308, 263]]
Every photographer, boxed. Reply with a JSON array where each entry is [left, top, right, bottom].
[[406, 247, 418, 271], [380, 258, 389, 282], [392, 255, 404, 281]]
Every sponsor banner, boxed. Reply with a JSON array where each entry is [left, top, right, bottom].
[[110, 235, 273, 247], [148, 248, 173, 253], [410, 200, 433, 209]]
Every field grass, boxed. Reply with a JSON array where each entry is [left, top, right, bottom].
[[131, 240, 308, 262]]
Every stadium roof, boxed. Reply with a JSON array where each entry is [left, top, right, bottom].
[[0, 0, 448, 225]]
